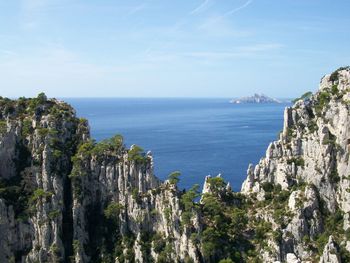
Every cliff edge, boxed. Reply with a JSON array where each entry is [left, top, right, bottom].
[[1, 67, 350, 262]]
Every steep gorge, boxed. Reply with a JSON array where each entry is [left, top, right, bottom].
[[1, 68, 350, 262]]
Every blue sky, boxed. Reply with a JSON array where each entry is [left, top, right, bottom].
[[0, 0, 349, 98]]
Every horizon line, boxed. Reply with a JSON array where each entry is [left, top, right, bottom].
[[3, 95, 294, 100]]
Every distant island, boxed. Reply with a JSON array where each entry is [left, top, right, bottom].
[[230, 93, 281, 104]]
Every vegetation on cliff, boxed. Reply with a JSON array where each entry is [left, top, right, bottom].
[[1, 67, 350, 263]]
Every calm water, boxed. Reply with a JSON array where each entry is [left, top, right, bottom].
[[65, 98, 289, 191]]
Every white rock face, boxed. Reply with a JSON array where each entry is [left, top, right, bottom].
[[286, 253, 301, 263], [0, 98, 202, 263], [241, 68, 350, 261], [0, 99, 89, 262], [69, 147, 201, 262], [320, 236, 341, 263]]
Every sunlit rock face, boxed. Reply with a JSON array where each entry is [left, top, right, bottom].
[[1, 67, 350, 262], [241, 67, 350, 262], [0, 96, 200, 263]]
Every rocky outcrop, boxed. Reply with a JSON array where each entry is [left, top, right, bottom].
[[1, 67, 350, 262], [241, 67, 350, 262], [320, 236, 341, 263], [0, 95, 201, 263]]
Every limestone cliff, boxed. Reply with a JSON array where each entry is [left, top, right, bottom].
[[241, 66, 350, 262], [1, 67, 350, 263], [0, 94, 200, 263]]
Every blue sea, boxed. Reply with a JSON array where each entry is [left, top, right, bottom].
[[65, 98, 290, 191]]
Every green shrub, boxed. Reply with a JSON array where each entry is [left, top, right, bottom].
[[273, 207, 286, 226], [315, 91, 331, 116], [150, 209, 158, 217], [325, 209, 343, 232], [22, 119, 32, 137], [76, 141, 95, 157], [128, 145, 146, 163], [104, 202, 123, 221], [181, 211, 192, 226], [331, 85, 339, 95], [37, 92, 47, 103], [70, 141, 95, 169], [302, 235, 310, 244], [287, 157, 305, 167], [168, 171, 181, 185], [328, 66, 350, 83], [184, 256, 195, 263], [230, 207, 248, 231], [0, 120, 7, 134], [308, 120, 318, 133], [48, 209, 60, 220], [315, 233, 328, 254], [180, 184, 200, 226], [0, 177, 32, 220], [164, 208, 171, 222], [28, 92, 47, 112], [53, 149, 63, 159], [30, 188, 53, 204], [293, 91, 313, 103], [330, 170, 340, 184], [272, 230, 283, 243], [261, 182, 274, 192], [206, 177, 225, 194], [139, 231, 153, 259], [79, 117, 88, 124], [73, 239, 81, 254], [157, 243, 173, 263], [131, 188, 141, 203], [37, 128, 49, 137], [181, 184, 200, 211], [218, 258, 234, 263], [50, 243, 60, 257], [255, 221, 272, 241], [202, 194, 221, 217], [152, 233, 166, 253], [329, 71, 339, 83], [92, 134, 124, 155], [201, 227, 221, 260], [275, 190, 290, 203]]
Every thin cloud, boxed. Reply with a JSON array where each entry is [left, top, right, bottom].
[[198, 15, 251, 37], [224, 0, 253, 17], [190, 0, 211, 15], [195, 0, 254, 34]]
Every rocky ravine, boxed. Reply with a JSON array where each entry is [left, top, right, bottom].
[[1, 67, 350, 263]]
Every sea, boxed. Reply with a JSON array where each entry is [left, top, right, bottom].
[[65, 98, 290, 191]]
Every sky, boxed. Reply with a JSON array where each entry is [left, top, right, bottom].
[[0, 0, 349, 98]]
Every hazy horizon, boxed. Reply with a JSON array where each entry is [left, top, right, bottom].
[[1, 0, 349, 98], [4, 95, 294, 100]]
